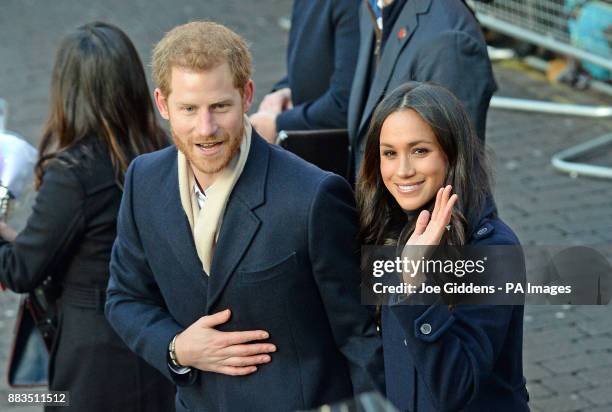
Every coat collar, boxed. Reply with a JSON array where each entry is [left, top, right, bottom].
[[206, 132, 269, 311], [220, 131, 268, 211], [348, 2, 376, 142], [467, 194, 498, 241], [159, 147, 209, 289]]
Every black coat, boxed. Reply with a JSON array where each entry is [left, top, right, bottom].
[[0, 136, 175, 412]]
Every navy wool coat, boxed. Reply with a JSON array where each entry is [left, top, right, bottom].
[[105, 133, 384, 412], [382, 202, 530, 412]]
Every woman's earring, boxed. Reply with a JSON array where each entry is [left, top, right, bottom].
[[445, 224, 451, 232]]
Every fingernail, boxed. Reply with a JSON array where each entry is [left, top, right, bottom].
[[261, 332, 269, 339]]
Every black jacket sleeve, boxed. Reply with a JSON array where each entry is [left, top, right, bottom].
[[0, 159, 85, 292], [276, 0, 360, 131]]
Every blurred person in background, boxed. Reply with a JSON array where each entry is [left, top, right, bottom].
[[348, 0, 497, 180], [250, 0, 360, 142], [0, 22, 174, 411]]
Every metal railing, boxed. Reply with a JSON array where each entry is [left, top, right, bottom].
[[470, 0, 612, 72], [469, 0, 612, 179]]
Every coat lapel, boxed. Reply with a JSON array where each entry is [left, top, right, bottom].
[[348, 1, 375, 145], [357, 0, 432, 139], [206, 134, 268, 312], [160, 150, 209, 289]]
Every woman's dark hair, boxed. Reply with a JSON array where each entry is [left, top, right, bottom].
[[35, 21, 167, 189], [356, 82, 492, 247]]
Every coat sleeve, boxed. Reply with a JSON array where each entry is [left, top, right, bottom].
[[105, 158, 195, 386], [389, 233, 523, 411], [276, 0, 360, 131], [0, 159, 85, 292], [271, 75, 289, 92], [412, 30, 497, 141], [307, 173, 385, 395]]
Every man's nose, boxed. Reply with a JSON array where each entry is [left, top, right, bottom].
[[196, 111, 218, 137]]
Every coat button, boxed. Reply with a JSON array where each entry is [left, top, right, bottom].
[[403, 339, 408, 346], [476, 227, 488, 236], [420, 323, 432, 335]]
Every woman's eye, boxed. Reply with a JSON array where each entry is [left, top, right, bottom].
[[382, 150, 396, 158], [413, 147, 429, 156]]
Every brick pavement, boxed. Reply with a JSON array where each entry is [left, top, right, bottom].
[[490, 62, 612, 411], [1, 1, 612, 411]]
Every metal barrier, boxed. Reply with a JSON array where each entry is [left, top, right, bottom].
[[490, 97, 612, 178], [469, 0, 612, 73], [469, 0, 612, 179]]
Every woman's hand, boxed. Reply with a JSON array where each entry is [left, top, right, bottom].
[[0, 221, 18, 242], [407, 185, 458, 247], [399, 185, 457, 289]]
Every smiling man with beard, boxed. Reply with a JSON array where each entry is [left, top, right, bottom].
[[105, 21, 383, 412]]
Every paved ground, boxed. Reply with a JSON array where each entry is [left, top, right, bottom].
[[1, 1, 612, 411], [490, 62, 612, 412]]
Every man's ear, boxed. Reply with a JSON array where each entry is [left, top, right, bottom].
[[154, 88, 170, 120], [242, 80, 254, 113]]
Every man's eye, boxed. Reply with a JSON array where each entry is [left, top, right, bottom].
[[182, 106, 195, 113]]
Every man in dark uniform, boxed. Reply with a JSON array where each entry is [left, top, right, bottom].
[[348, 0, 497, 180]]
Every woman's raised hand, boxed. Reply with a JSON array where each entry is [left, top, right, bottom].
[[407, 185, 457, 247], [398, 185, 457, 291]]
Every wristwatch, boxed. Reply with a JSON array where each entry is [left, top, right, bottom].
[[168, 333, 184, 368]]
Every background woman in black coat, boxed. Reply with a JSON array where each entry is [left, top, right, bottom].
[[0, 22, 175, 411]]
